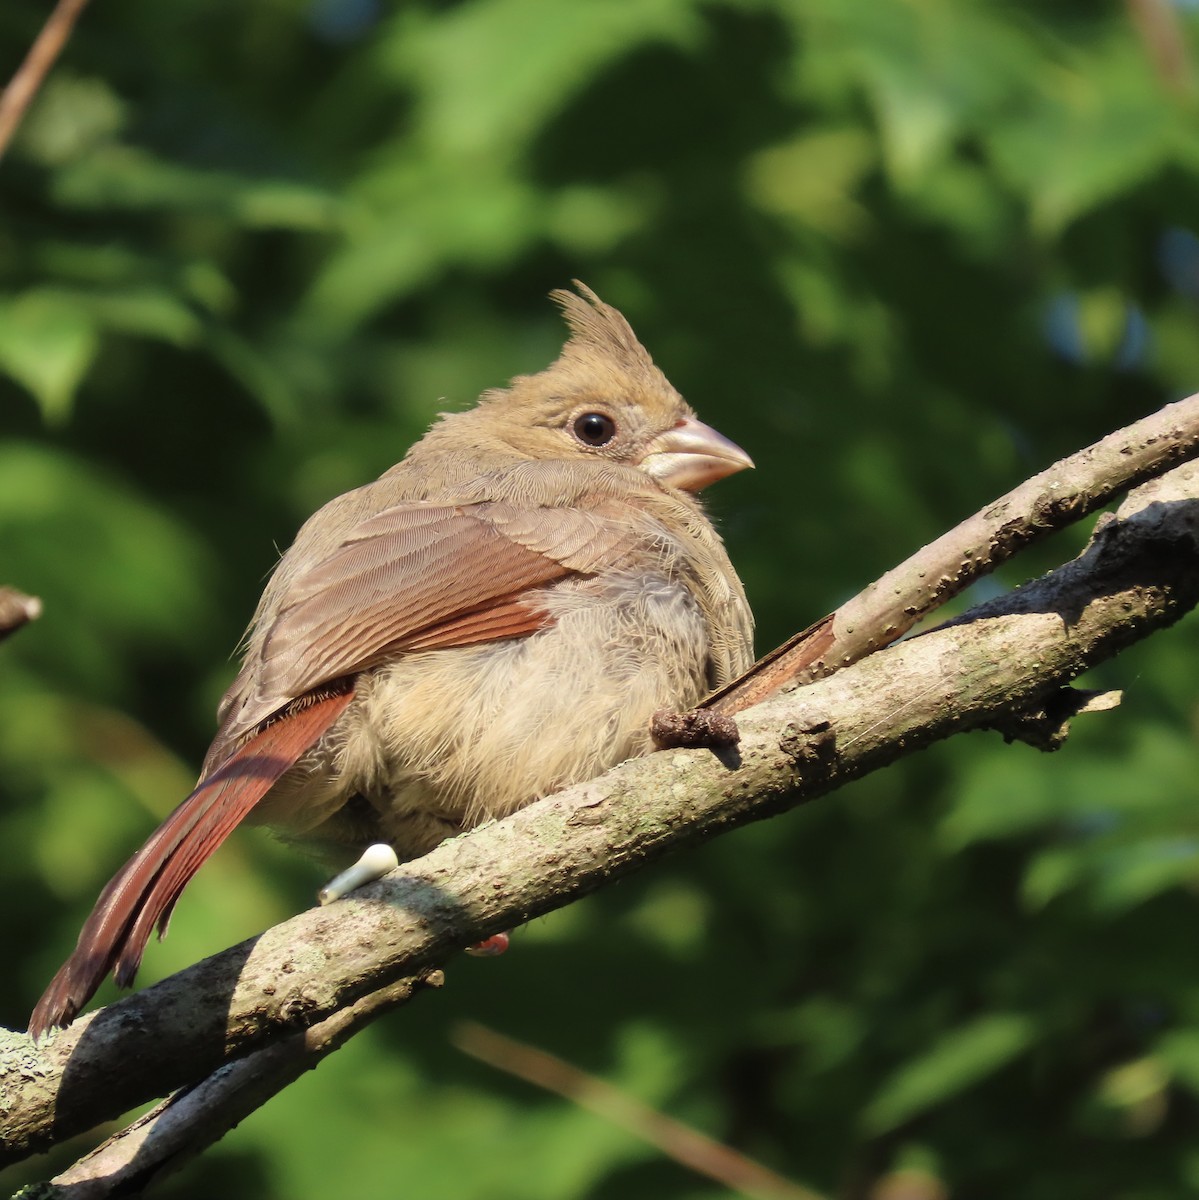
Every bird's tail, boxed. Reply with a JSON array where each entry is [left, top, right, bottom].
[[28, 685, 354, 1039]]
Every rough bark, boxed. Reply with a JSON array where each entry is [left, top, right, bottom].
[[5, 454, 1199, 1193]]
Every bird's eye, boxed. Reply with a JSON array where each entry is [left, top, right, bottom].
[[572, 411, 617, 447]]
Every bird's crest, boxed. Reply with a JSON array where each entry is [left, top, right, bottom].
[[468, 280, 680, 421], [550, 281, 662, 381]]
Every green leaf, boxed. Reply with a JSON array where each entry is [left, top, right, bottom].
[[0, 443, 211, 689], [52, 145, 342, 230], [380, 0, 703, 159], [745, 127, 876, 237], [0, 291, 99, 422], [986, 34, 1183, 234], [862, 1014, 1037, 1134], [1156, 1030, 1199, 1096], [16, 72, 127, 166]]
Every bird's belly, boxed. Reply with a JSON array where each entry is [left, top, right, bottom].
[[263, 571, 710, 860]]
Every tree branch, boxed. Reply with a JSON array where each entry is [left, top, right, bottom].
[[0, 588, 41, 644], [0, 0, 93, 163], [1126, 0, 1196, 96], [41, 971, 445, 1199], [452, 1021, 826, 1200], [704, 390, 1199, 714], [6, 448, 1199, 1182]]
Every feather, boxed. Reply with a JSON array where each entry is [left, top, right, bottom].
[[29, 685, 354, 1039]]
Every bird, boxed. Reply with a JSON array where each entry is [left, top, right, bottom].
[[29, 282, 754, 1038]]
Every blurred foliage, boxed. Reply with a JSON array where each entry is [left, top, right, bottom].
[[2, 0, 1199, 1197]]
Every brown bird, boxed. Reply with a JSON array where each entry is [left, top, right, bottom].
[[29, 283, 754, 1038]]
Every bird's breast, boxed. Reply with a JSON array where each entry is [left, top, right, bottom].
[[305, 568, 713, 854]]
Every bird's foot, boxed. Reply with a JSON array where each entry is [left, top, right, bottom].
[[466, 931, 510, 956], [318, 843, 399, 905]]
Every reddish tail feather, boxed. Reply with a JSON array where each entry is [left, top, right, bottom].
[[29, 687, 354, 1039]]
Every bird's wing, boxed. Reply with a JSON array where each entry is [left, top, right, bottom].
[[217, 498, 643, 752]]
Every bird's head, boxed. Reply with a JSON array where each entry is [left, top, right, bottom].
[[448, 283, 752, 493]]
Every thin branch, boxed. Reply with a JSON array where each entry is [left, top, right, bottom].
[[453, 1021, 825, 1200], [704, 390, 1199, 715], [45, 971, 444, 1198], [5, 452, 1198, 1173], [0, 587, 42, 643], [0, 0, 93, 163], [1126, 0, 1196, 96]]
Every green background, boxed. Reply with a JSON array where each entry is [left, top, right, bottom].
[[4, 1, 1199, 1196]]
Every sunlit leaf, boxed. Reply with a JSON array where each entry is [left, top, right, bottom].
[[0, 291, 98, 422], [52, 146, 343, 230]]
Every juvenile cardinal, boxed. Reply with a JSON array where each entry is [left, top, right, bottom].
[[30, 283, 754, 1037]]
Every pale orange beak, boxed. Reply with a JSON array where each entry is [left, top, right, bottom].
[[642, 417, 754, 492]]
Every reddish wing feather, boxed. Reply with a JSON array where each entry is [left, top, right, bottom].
[[250, 510, 570, 718], [28, 687, 354, 1038], [218, 499, 640, 749], [396, 592, 553, 651]]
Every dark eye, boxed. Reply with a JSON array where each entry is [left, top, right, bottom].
[[572, 411, 617, 447]]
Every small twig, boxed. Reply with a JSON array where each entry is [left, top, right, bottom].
[[1126, 0, 1195, 96], [453, 1022, 825, 1200], [650, 707, 740, 751], [0, 0, 94, 162], [46, 971, 444, 1199], [0, 587, 42, 643], [704, 391, 1199, 715]]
